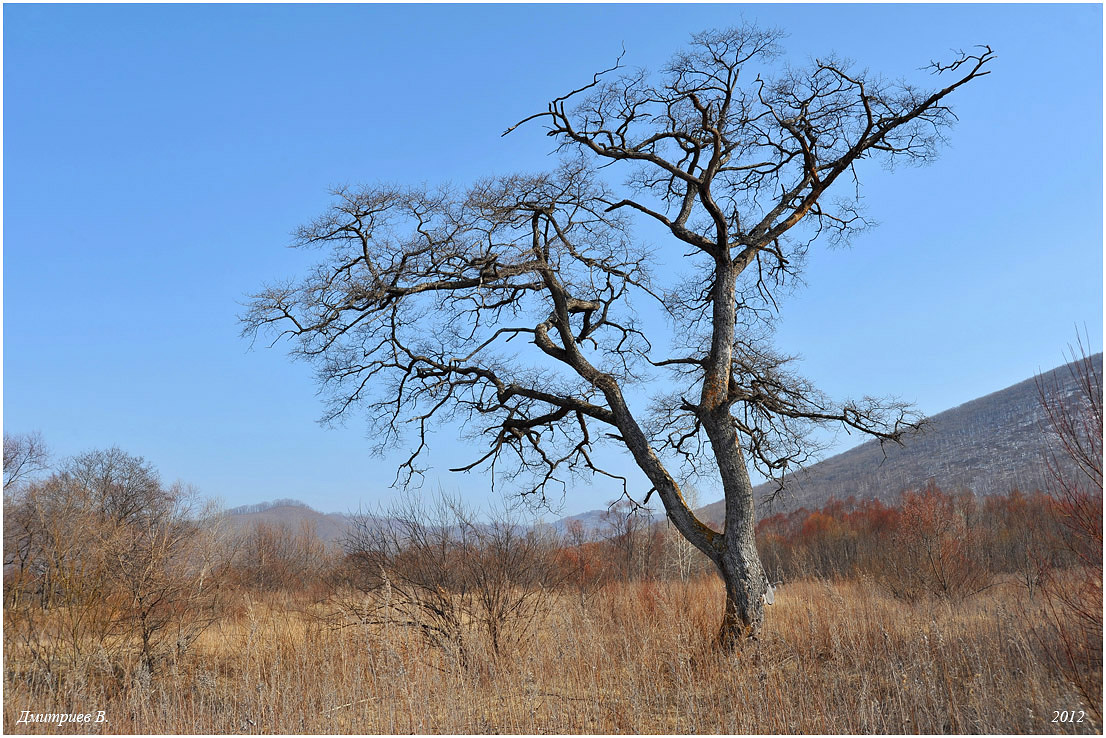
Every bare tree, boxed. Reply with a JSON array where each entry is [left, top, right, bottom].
[[107, 483, 224, 670], [244, 26, 992, 645], [601, 498, 657, 580], [4, 449, 223, 674], [663, 483, 706, 581], [62, 446, 171, 526], [3, 431, 50, 491]]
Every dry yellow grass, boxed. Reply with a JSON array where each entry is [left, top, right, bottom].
[[5, 577, 1099, 734]]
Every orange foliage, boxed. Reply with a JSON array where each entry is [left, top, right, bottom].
[[756, 485, 1075, 601]]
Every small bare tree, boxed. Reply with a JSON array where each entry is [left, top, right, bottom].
[[3, 431, 50, 491], [107, 483, 224, 670], [245, 25, 991, 645], [601, 498, 656, 580], [663, 483, 705, 581]]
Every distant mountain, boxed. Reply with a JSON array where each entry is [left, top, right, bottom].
[[221, 497, 658, 545], [697, 353, 1102, 526], [224, 500, 353, 547], [542, 507, 661, 538]]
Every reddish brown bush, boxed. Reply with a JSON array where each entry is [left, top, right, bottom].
[[878, 485, 992, 601]]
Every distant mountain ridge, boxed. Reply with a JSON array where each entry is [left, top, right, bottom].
[[696, 353, 1102, 526], [224, 502, 353, 546], [221, 497, 652, 545]]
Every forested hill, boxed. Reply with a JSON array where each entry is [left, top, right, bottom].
[[698, 353, 1102, 525], [225, 500, 352, 546]]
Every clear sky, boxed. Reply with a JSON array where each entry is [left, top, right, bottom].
[[4, 4, 1102, 517]]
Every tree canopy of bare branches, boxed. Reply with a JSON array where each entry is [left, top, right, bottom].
[[4, 432, 50, 491], [244, 25, 993, 645]]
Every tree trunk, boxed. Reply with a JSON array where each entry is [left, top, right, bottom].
[[701, 396, 768, 648], [714, 541, 767, 648]]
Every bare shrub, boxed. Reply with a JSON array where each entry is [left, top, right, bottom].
[[339, 491, 563, 663], [555, 520, 616, 592], [4, 475, 126, 679], [982, 489, 1060, 597]]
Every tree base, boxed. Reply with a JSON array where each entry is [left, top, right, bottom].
[[713, 611, 759, 651]]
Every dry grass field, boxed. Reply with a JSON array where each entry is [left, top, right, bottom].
[[4, 575, 1099, 734]]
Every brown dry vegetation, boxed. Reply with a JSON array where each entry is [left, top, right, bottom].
[[4, 574, 1099, 734], [5, 348, 1100, 734]]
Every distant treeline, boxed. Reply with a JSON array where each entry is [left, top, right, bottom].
[[219, 484, 1100, 606], [757, 485, 1098, 600], [226, 498, 315, 515]]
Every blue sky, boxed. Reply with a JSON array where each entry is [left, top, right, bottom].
[[4, 4, 1102, 517]]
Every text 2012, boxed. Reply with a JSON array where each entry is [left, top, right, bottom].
[[1051, 711, 1085, 723]]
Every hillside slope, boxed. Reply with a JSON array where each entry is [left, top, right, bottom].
[[697, 353, 1102, 525], [223, 500, 352, 546]]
